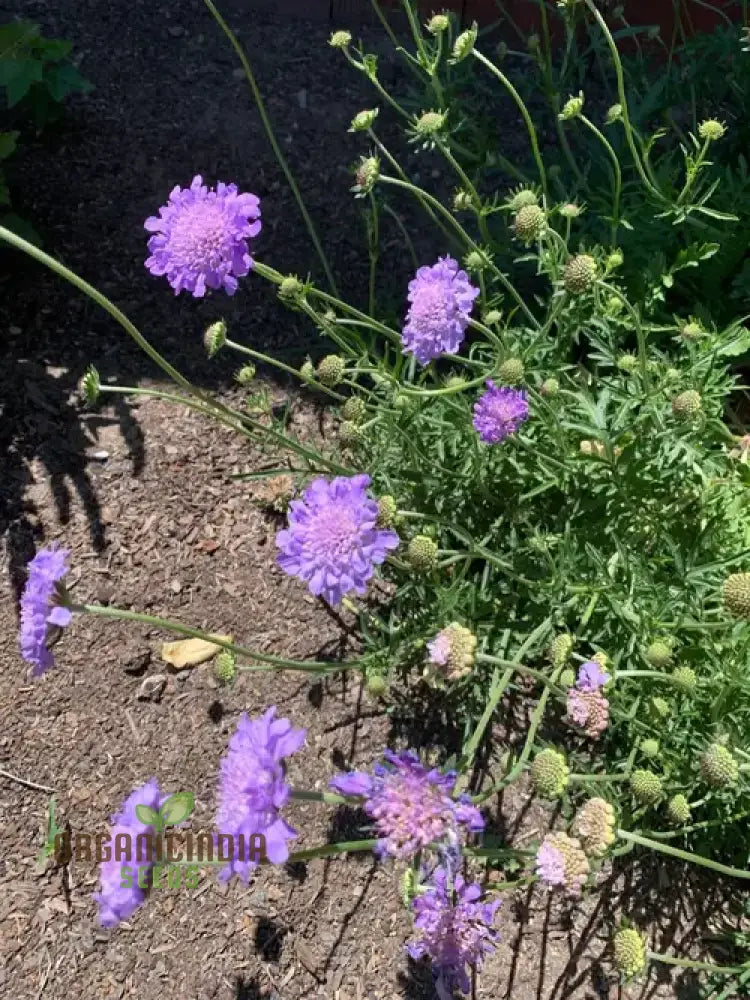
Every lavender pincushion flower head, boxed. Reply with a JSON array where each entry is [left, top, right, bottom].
[[276, 474, 399, 606], [93, 778, 164, 928], [566, 659, 610, 739], [19, 545, 72, 677], [409, 866, 500, 998], [535, 831, 590, 897], [577, 660, 609, 691], [216, 707, 305, 882], [473, 381, 529, 444], [401, 256, 479, 365], [329, 750, 483, 860], [145, 175, 261, 297]]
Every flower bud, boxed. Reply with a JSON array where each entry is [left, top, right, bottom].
[[680, 320, 703, 341], [650, 696, 670, 720], [482, 309, 502, 326], [214, 651, 236, 686], [407, 535, 438, 571], [559, 667, 576, 688], [606, 250, 624, 270], [329, 30, 352, 49], [723, 572, 750, 619], [698, 118, 726, 141], [425, 623, 477, 684], [366, 672, 388, 697], [414, 110, 447, 138], [605, 103, 623, 125], [451, 22, 477, 62], [204, 319, 227, 357], [541, 377, 560, 398], [563, 254, 597, 294], [613, 928, 647, 979], [350, 108, 378, 132], [376, 495, 398, 529], [300, 359, 315, 382], [80, 365, 101, 406], [549, 632, 573, 667], [279, 276, 304, 302], [699, 743, 738, 788], [317, 354, 346, 387], [671, 390, 702, 421], [559, 92, 584, 120], [530, 748, 569, 798], [464, 249, 489, 273], [671, 665, 696, 695], [508, 188, 538, 211], [353, 156, 380, 196], [342, 396, 367, 423], [498, 358, 524, 386], [235, 364, 256, 385], [666, 794, 690, 825], [572, 797, 615, 857], [340, 421, 364, 448], [453, 189, 473, 212], [630, 769, 662, 805], [559, 202, 583, 219], [427, 13, 450, 34], [445, 375, 467, 390], [617, 354, 639, 374], [645, 640, 672, 668], [512, 204, 546, 244], [640, 738, 660, 759]]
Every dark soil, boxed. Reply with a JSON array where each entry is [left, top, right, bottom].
[[0, 2, 746, 999]]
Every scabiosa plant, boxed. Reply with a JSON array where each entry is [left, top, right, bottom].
[[144, 175, 261, 296], [401, 256, 479, 365], [93, 779, 164, 927], [276, 474, 399, 606], [535, 832, 590, 896], [565, 661, 610, 739], [216, 707, 305, 882], [472, 381, 529, 444], [408, 867, 500, 998], [425, 623, 477, 683], [330, 750, 483, 860], [19, 546, 72, 677]]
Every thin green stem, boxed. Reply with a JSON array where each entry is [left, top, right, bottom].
[[76, 603, 360, 675], [471, 49, 548, 201], [617, 828, 750, 879], [578, 114, 621, 237], [289, 839, 377, 863], [290, 789, 346, 806], [203, 0, 338, 295], [647, 951, 750, 975], [598, 280, 648, 383], [225, 339, 342, 399], [367, 192, 379, 317]]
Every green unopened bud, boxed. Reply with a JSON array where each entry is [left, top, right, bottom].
[[666, 794, 691, 826], [613, 928, 647, 979], [214, 651, 236, 686], [366, 673, 388, 697], [408, 535, 438, 571], [698, 119, 726, 142], [530, 748, 569, 798], [681, 320, 704, 341], [724, 572, 750, 619], [350, 108, 378, 132], [482, 309, 502, 326], [340, 421, 365, 448], [527, 34, 540, 52], [317, 354, 346, 387], [549, 632, 573, 667], [672, 390, 702, 421], [645, 640, 672, 668], [279, 276, 304, 301], [508, 188, 538, 211], [415, 110, 447, 137], [559, 667, 576, 689], [80, 365, 101, 406], [592, 651, 610, 670], [376, 495, 398, 529], [617, 354, 639, 374], [630, 769, 662, 805], [650, 696, 671, 720], [512, 204, 546, 244], [353, 156, 380, 195], [560, 92, 584, 120], [342, 396, 367, 423], [640, 738, 660, 759], [235, 364, 256, 385], [451, 22, 477, 62], [464, 249, 489, 273], [329, 30, 352, 49], [204, 319, 227, 357], [606, 250, 624, 270], [564, 254, 597, 294], [300, 360, 315, 382], [445, 375, 467, 390], [541, 377, 560, 398], [427, 13, 450, 34], [605, 103, 623, 125], [700, 743, 738, 787], [498, 358, 524, 386], [559, 202, 583, 219], [671, 665, 696, 695], [453, 189, 473, 212]]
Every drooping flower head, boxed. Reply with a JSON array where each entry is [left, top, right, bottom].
[[535, 832, 590, 896], [216, 707, 305, 882], [401, 256, 479, 365], [473, 381, 529, 444], [145, 175, 261, 297], [408, 867, 500, 998], [93, 778, 164, 927], [276, 474, 399, 606], [330, 750, 483, 860], [19, 546, 72, 677]]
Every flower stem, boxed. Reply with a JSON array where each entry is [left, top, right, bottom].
[[647, 951, 750, 975], [287, 839, 377, 863], [75, 603, 359, 675], [616, 828, 750, 879], [290, 789, 346, 806], [203, 0, 338, 295], [578, 114, 622, 238]]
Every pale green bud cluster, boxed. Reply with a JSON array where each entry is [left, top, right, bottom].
[[204, 319, 227, 358], [214, 651, 236, 686], [699, 743, 739, 788], [235, 364, 256, 386], [512, 204, 546, 244], [629, 769, 662, 805], [559, 92, 584, 120], [80, 365, 101, 406], [279, 276, 304, 302], [671, 390, 702, 421], [723, 572, 750, 619], [451, 23, 477, 62], [342, 396, 367, 423], [498, 358, 524, 385], [376, 495, 398, 529], [427, 14, 450, 34], [666, 793, 691, 825], [541, 377, 560, 398], [407, 535, 438, 571], [698, 119, 726, 141], [329, 30, 351, 49], [645, 640, 672, 668], [350, 108, 378, 133], [549, 632, 573, 667], [530, 748, 569, 798], [613, 928, 647, 979], [671, 666, 697, 695], [316, 354, 346, 387], [563, 254, 597, 294]]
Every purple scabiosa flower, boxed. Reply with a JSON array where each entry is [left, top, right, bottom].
[[329, 750, 483, 860], [535, 832, 589, 897], [566, 688, 610, 740], [19, 546, 72, 677], [93, 778, 164, 928], [216, 707, 305, 882], [401, 256, 479, 365], [276, 474, 399, 606], [473, 381, 529, 444], [408, 867, 500, 998], [145, 175, 261, 297], [576, 660, 609, 691]]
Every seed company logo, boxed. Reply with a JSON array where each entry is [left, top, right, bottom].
[[41, 792, 266, 890]]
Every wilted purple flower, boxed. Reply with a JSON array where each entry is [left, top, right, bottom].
[[329, 750, 483, 860], [577, 660, 609, 691], [473, 381, 529, 444], [93, 778, 164, 928], [145, 175, 261, 296], [216, 707, 305, 882], [401, 256, 479, 365], [276, 474, 399, 606], [408, 867, 500, 998], [19, 546, 72, 677], [566, 688, 610, 740]]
